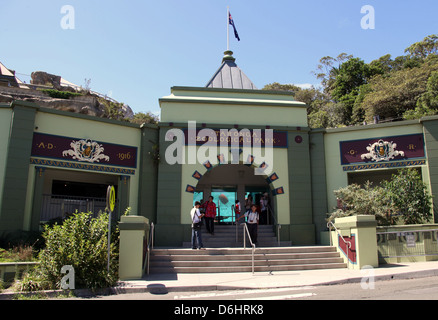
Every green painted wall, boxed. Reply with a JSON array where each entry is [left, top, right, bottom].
[[0, 102, 37, 232], [422, 117, 438, 222], [34, 108, 142, 215], [138, 124, 159, 222], [287, 131, 315, 245], [155, 125, 184, 246], [160, 87, 308, 128], [324, 121, 425, 212], [0, 106, 12, 214], [309, 131, 329, 244]]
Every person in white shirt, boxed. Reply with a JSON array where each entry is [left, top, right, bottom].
[[191, 201, 205, 250], [237, 204, 259, 245]]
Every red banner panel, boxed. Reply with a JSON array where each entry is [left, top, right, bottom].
[[31, 132, 137, 168], [340, 134, 425, 165], [180, 128, 289, 148]]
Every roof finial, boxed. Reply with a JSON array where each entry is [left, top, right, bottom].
[[222, 50, 236, 63]]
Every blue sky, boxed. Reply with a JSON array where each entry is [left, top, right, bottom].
[[2, 1, 438, 116]]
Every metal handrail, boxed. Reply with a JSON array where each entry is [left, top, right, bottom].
[[242, 223, 256, 275], [232, 204, 238, 242], [327, 221, 351, 268], [145, 222, 155, 275], [267, 205, 281, 246]]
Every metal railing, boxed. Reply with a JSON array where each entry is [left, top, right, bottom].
[[145, 222, 155, 275], [40, 194, 113, 222], [327, 221, 352, 268], [234, 204, 282, 247], [377, 228, 438, 260], [242, 223, 256, 275], [267, 205, 281, 246]]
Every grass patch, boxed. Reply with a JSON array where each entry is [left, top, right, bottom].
[[0, 246, 35, 262]]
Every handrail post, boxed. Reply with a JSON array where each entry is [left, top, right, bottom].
[[242, 223, 255, 275], [243, 224, 246, 249], [327, 221, 351, 269], [252, 246, 255, 274]]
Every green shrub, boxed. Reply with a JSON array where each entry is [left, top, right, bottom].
[[328, 168, 433, 225], [381, 168, 433, 224], [15, 271, 52, 292], [0, 245, 35, 262], [22, 212, 119, 290], [40, 89, 82, 99]]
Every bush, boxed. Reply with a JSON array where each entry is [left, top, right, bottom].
[[328, 181, 392, 225], [0, 245, 35, 262], [328, 168, 433, 225], [40, 89, 83, 99], [381, 168, 433, 224], [21, 211, 119, 291]]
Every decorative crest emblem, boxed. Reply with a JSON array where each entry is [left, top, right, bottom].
[[361, 139, 405, 162], [62, 139, 110, 163]]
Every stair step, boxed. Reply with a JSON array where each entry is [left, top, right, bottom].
[[151, 252, 341, 261], [152, 246, 337, 255], [149, 263, 347, 274], [151, 257, 344, 267], [148, 246, 346, 274]]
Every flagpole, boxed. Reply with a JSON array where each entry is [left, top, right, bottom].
[[227, 6, 230, 51]]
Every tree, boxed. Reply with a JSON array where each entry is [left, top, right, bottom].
[[312, 53, 353, 93], [404, 70, 438, 119], [262, 82, 331, 118], [329, 57, 383, 124], [19, 212, 119, 291], [308, 102, 347, 129], [328, 168, 433, 226], [360, 60, 438, 122], [381, 168, 433, 225], [265, 34, 438, 128], [131, 112, 159, 125], [328, 182, 391, 226], [262, 82, 301, 94], [405, 34, 438, 59]]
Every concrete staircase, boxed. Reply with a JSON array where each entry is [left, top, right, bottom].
[[183, 224, 291, 248], [149, 246, 347, 274]]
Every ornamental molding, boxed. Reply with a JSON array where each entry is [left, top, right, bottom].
[[360, 139, 405, 162], [62, 139, 110, 163]]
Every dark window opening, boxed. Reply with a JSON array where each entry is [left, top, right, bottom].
[[52, 180, 115, 198]]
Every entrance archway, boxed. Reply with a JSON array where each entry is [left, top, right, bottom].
[[193, 164, 274, 225]]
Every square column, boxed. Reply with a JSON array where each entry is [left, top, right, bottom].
[[331, 215, 378, 269], [118, 215, 150, 280]]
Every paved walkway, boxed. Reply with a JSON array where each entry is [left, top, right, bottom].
[[3, 261, 438, 299], [114, 261, 438, 294]]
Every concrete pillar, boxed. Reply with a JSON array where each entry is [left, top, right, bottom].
[[331, 215, 378, 270], [118, 215, 150, 280], [30, 167, 45, 231]]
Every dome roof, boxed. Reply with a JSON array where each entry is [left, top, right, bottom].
[[205, 51, 257, 90]]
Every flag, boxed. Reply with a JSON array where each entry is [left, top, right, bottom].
[[228, 12, 240, 41]]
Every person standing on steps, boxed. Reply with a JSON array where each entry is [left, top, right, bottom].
[[237, 204, 259, 246], [234, 199, 241, 225], [191, 201, 205, 250], [202, 195, 217, 235], [260, 193, 268, 225], [244, 194, 253, 215]]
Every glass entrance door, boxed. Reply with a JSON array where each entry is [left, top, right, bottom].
[[245, 186, 272, 225], [211, 187, 237, 225]]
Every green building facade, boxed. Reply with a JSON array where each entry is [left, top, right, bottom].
[[1, 52, 438, 247]]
